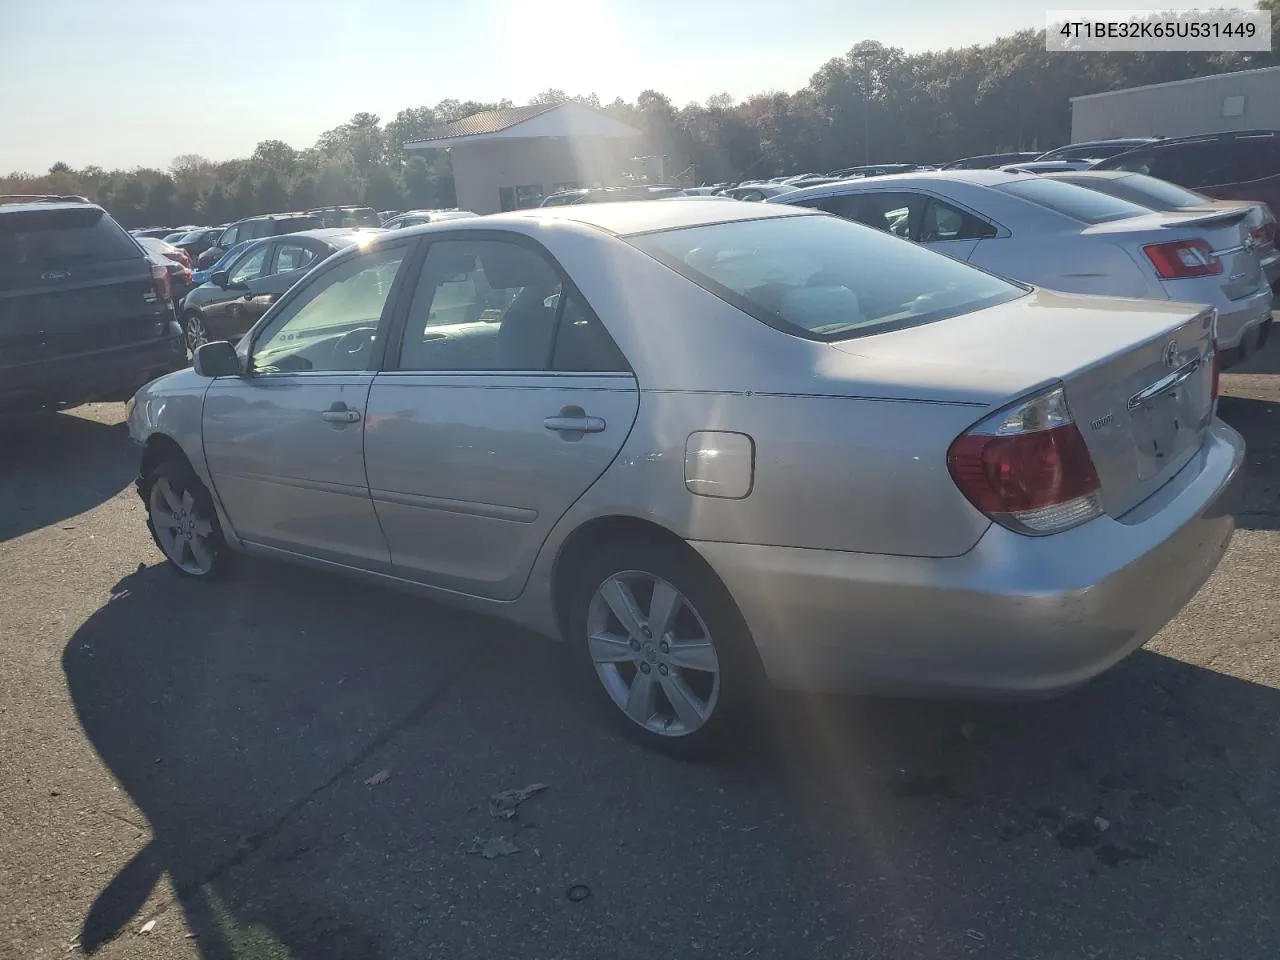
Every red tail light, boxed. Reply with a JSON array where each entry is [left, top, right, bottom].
[[1143, 238, 1222, 279], [150, 262, 171, 301], [947, 385, 1102, 536]]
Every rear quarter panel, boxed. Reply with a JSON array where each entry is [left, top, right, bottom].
[[969, 234, 1160, 298]]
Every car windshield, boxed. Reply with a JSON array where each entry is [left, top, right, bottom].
[[996, 177, 1152, 224], [629, 213, 1025, 341], [0, 207, 140, 281]]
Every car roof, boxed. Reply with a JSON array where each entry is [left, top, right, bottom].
[[0, 200, 104, 216], [388, 199, 814, 238], [1043, 170, 1131, 181], [779, 168, 1025, 201]]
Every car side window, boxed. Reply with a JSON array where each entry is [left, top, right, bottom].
[[220, 225, 240, 247], [229, 245, 269, 284], [848, 192, 924, 239], [813, 194, 862, 219], [251, 246, 407, 374], [920, 199, 997, 241], [1105, 150, 1154, 176], [398, 239, 564, 372], [551, 290, 630, 372], [273, 242, 316, 274]]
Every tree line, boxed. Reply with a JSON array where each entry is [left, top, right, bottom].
[[4, 12, 1278, 229]]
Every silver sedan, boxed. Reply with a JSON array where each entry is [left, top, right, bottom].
[[770, 170, 1274, 366], [128, 201, 1244, 756]]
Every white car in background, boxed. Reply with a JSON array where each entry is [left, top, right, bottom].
[[771, 170, 1273, 366]]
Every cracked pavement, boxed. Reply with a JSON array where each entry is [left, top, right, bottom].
[[2, 335, 1278, 960]]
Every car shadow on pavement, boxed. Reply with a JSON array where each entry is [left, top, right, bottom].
[[0, 410, 136, 543], [64, 559, 1280, 959]]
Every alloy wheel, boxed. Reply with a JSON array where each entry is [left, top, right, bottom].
[[149, 476, 217, 575], [185, 314, 207, 353], [586, 570, 721, 737]]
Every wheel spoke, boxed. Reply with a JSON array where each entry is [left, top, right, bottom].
[[660, 673, 706, 730], [181, 490, 195, 514], [159, 481, 181, 514], [188, 534, 213, 570], [647, 579, 681, 639], [588, 632, 639, 664], [192, 516, 214, 537], [624, 670, 657, 724], [599, 577, 645, 641], [151, 503, 179, 530], [666, 639, 718, 674]]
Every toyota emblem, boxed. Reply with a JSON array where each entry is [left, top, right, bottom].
[[1163, 340, 1179, 368]]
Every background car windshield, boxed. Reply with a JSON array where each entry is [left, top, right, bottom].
[[630, 213, 1024, 340], [0, 207, 140, 279], [996, 177, 1151, 223]]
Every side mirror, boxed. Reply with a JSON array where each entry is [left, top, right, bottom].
[[211, 270, 229, 288], [192, 340, 241, 378]]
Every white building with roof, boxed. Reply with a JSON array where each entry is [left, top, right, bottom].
[[404, 102, 642, 215]]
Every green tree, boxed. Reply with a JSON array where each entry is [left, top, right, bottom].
[[144, 175, 178, 226], [290, 175, 318, 210], [363, 165, 403, 211], [230, 176, 256, 220], [256, 170, 289, 213]]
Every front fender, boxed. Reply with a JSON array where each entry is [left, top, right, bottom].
[[128, 368, 214, 489]]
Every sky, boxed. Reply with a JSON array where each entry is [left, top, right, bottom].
[[0, 0, 1219, 174]]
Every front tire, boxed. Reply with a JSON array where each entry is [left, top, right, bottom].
[[567, 539, 762, 758], [142, 459, 227, 578], [183, 311, 208, 354]]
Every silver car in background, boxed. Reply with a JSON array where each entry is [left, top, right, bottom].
[[128, 202, 1244, 756], [770, 170, 1274, 366], [1044, 170, 1280, 291]]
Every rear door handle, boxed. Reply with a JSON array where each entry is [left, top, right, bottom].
[[543, 416, 605, 433], [321, 404, 361, 424]]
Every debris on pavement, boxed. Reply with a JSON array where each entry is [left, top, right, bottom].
[[137, 920, 156, 935], [469, 836, 520, 859], [960, 721, 979, 741], [364, 769, 391, 787], [1093, 816, 1111, 832], [965, 929, 985, 942], [488, 782, 548, 819], [566, 883, 592, 902]]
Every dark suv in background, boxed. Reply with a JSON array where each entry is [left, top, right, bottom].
[[1094, 130, 1280, 237], [194, 212, 325, 269], [1, 196, 185, 412]]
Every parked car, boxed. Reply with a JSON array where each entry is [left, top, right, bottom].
[[828, 163, 924, 178], [191, 238, 259, 287], [540, 186, 684, 206], [194, 213, 326, 270], [1000, 160, 1094, 173], [1091, 130, 1280, 231], [1, 196, 184, 411], [769, 170, 1273, 365], [941, 152, 1042, 170], [1045, 170, 1280, 290], [132, 226, 185, 239], [129, 201, 1242, 756], [381, 209, 479, 229], [180, 228, 376, 351], [377, 210, 402, 223], [307, 205, 383, 228], [1035, 138, 1159, 163], [136, 236, 194, 308], [171, 227, 223, 264], [718, 183, 799, 201]]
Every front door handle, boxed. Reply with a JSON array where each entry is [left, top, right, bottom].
[[544, 415, 605, 434], [321, 403, 361, 424]]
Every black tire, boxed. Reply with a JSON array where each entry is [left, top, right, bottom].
[[141, 458, 229, 579], [567, 538, 764, 759], [182, 310, 208, 355]]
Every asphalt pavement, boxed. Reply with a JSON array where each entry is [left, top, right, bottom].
[[1, 341, 1278, 960]]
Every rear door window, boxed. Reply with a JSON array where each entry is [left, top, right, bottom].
[[0, 207, 141, 277], [272, 242, 318, 274], [920, 198, 998, 241], [852, 192, 924, 238]]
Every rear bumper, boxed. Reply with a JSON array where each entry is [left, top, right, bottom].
[[0, 322, 186, 408], [1214, 283, 1273, 355], [691, 420, 1245, 697]]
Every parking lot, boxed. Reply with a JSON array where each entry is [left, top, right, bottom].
[[1, 338, 1277, 959]]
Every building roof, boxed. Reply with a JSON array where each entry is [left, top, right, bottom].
[[1070, 64, 1280, 103], [404, 101, 641, 150]]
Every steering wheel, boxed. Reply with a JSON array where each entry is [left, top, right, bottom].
[[331, 326, 378, 366]]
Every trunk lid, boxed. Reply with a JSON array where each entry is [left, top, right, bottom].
[[832, 289, 1217, 517], [1084, 208, 1263, 301]]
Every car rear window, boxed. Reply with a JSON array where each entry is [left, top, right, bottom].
[[629, 213, 1025, 341], [996, 177, 1151, 223], [1113, 173, 1209, 208], [0, 207, 141, 273]]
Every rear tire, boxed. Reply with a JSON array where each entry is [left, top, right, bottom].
[[567, 539, 763, 759], [183, 311, 208, 355], [141, 458, 228, 579]]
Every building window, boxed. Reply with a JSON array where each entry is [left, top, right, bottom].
[[498, 187, 516, 212], [552, 181, 580, 194], [515, 184, 545, 209]]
